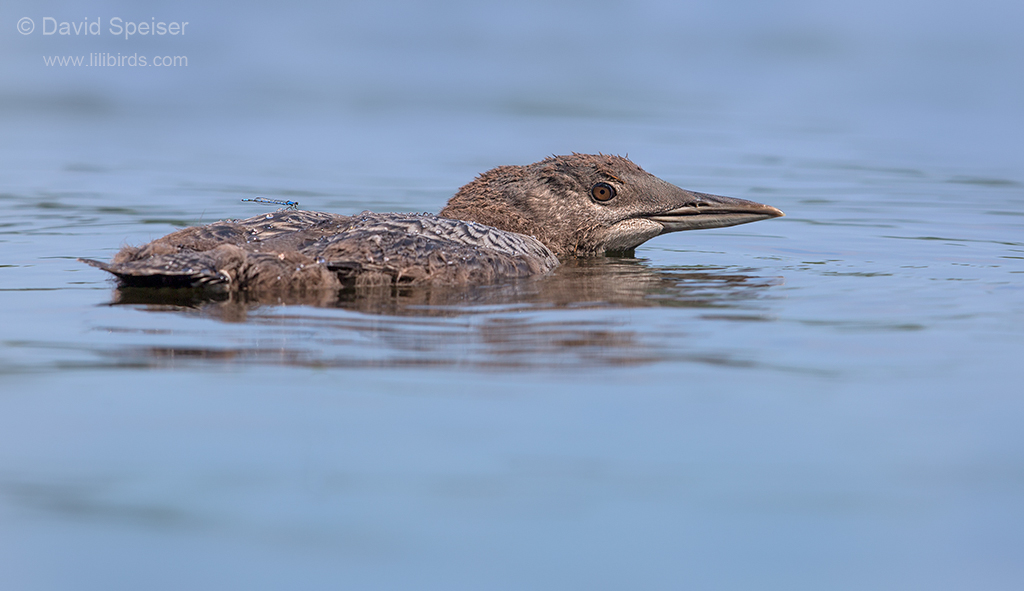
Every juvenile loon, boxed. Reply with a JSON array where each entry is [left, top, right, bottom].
[[81, 154, 784, 290]]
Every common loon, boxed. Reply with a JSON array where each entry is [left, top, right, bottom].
[[81, 154, 784, 290]]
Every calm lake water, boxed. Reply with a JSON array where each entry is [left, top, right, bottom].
[[2, 1, 1023, 589]]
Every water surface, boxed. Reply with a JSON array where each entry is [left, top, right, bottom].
[[1, 1, 1023, 589]]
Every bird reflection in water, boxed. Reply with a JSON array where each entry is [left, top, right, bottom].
[[100, 256, 782, 370]]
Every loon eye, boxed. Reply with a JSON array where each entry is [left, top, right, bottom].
[[591, 182, 616, 202]]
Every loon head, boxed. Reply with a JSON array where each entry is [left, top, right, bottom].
[[439, 153, 784, 257]]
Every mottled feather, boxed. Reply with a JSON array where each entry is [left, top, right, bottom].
[[81, 210, 558, 291]]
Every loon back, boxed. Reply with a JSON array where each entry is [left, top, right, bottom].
[[81, 210, 559, 290]]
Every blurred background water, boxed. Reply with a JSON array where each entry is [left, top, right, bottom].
[[1, 0, 1023, 589]]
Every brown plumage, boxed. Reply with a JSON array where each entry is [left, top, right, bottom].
[[81, 154, 783, 292]]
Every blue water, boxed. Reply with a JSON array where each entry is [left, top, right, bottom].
[[2, 1, 1023, 589]]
